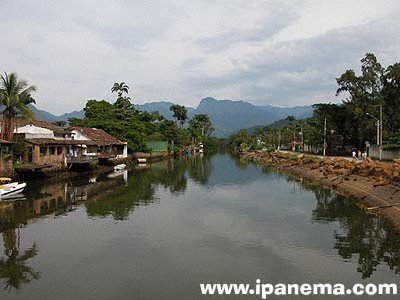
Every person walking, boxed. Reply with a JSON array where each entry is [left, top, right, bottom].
[[352, 149, 357, 160]]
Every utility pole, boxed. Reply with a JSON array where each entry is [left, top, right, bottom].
[[300, 125, 304, 152], [377, 120, 380, 146], [323, 116, 327, 156], [293, 126, 296, 152], [277, 129, 281, 151], [368, 105, 383, 160]]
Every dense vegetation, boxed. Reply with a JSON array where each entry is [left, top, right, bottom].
[[0, 71, 218, 153], [230, 53, 400, 154], [68, 82, 218, 152]]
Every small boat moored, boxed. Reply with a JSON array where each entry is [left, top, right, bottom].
[[0, 178, 27, 199]]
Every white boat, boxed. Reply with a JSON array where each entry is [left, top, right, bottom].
[[114, 164, 126, 171], [0, 180, 27, 198]]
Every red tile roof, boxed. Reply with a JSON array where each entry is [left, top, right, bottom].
[[71, 127, 125, 145]]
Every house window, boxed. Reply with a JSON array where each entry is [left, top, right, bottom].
[[50, 146, 56, 155], [57, 147, 63, 155], [40, 147, 47, 157]]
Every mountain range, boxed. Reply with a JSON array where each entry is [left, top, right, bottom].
[[28, 104, 84, 122], [28, 97, 313, 137]]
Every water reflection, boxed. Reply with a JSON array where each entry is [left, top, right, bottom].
[[0, 172, 127, 291], [1, 153, 400, 295], [0, 229, 39, 292], [86, 155, 214, 220], [287, 176, 400, 279], [0, 155, 214, 228], [0, 176, 124, 230], [187, 154, 213, 184]]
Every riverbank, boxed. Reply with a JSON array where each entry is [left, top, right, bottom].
[[240, 151, 400, 230], [11, 151, 175, 180]]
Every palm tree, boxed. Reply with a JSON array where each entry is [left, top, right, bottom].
[[0, 229, 39, 292], [169, 104, 187, 128], [111, 82, 129, 98], [0, 72, 36, 141], [170, 104, 179, 125], [285, 115, 296, 151]]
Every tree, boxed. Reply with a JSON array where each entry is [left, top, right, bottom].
[[113, 97, 136, 126], [111, 82, 129, 98], [285, 115, 296, 123], [68, 117, 86, 127], [336, 53, 384, 149], [82, 99, 146, 150], [382, 63, 400, 137], [229, 129, 251, 152], [114, 97, 134, 111], [228, 53, 400, 154], [284, 116, 296, 151], [0, 72, 36, 141], [360, 53, 384, 100], [159, 119, 178, 143], [53, 121, 67, 127], [169, 104, 187, 128], [84, 100, 115, 125], [310, 103, 347, 154], [188, 114, 214, 142]]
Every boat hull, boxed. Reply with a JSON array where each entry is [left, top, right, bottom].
[[0, 182, 26, 198]]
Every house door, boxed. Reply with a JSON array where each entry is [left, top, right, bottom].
[[27, 147, 33, 163]]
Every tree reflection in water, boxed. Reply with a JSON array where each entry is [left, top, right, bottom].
[[0, 228, 39, 292], [289, 176, 400, 279], [86, 155, 213, 220], [2, 153, 399, 285], [187, 154, 212, 185]]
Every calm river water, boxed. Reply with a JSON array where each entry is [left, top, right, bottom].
[[1, 153, 400, 299]]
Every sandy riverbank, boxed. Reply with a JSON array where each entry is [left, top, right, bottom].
[[240, 151, 400, 230]]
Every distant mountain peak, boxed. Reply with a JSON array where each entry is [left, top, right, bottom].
[[200, 96, 217, 102], [28, 98, 313, 137], [198, 97, 255, 109]]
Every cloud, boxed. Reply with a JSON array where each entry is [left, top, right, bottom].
[[184, 14, 400, 106], [0, 0, 399, 114]]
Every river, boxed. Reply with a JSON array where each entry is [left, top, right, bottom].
[[0, 153, 400, 299]]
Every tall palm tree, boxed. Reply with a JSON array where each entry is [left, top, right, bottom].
[[0, 72, 36, 141], [169, 104, 187, 128], [111, 82, 129, 98], [170, 104, 180, 125], [0, 229, 39, 292]]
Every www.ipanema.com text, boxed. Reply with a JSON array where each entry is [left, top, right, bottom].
[[200, 281, 398, 298]]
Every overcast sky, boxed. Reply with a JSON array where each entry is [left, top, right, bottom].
[[1, 0, 400, 114]]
